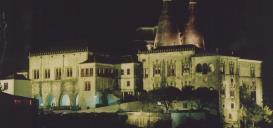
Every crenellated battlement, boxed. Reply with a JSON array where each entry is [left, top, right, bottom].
[[138, 45, 197, 54], [29, 47, 89, 56]]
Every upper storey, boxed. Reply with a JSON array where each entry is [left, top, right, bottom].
[[29, 48, 89, 81]]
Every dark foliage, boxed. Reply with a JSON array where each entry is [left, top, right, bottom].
[[151, 119, 172, 128], [36, 113, 137, 128], [176, 114, 221, 128]]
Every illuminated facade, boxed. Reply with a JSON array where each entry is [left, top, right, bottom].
[[0, 74, 31, 98], [28, 49, 141, 109], [27, 45, 263, 127], [137, 45, 262, 127]]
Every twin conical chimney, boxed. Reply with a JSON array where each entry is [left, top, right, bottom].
[[153, 0, 205, 49]]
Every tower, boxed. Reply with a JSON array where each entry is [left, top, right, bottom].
[[154, 0, 181, 48], [181, 0, 205, 49]]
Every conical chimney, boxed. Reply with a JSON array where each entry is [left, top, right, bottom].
[[154, 0, 181, 48], [181, 0, 205, 49]]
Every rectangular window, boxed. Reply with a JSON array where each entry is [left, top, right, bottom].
[[153, 65, 161, 75], [182, 64, 190, 74], [86, 68, 90, 76], [33, 69, 40, 79], [127, 81, 130, 87], [127, 69, 130, 75], [231, 103, 235, 109], [66, 68, 73, 77], [144, 68, 148, 78], [229, 62, 234, 75], [55, 68, 62, 80], [44, 69, 50, 79], [4, 83, 8, 90], [90, 68, 93, 76], [84, 81, 91, 91], [220, 63, 225, 74], [81, 69, 85, 77], [121, 69, 124, 75], [230, 90, 235, 97]]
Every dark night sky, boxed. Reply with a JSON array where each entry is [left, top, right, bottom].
[[1, 0, 273, 104], [1, 0, 273, 56]]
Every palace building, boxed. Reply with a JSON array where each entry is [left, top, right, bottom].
[[8, 0, 263, 127]]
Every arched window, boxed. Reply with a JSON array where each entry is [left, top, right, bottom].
[[229, 113, 232, 119], [196, 64, 202, 73], [202, 63, 209, 74]]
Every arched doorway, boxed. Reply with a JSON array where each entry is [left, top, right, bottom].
[[47, 95, 56, 107], [34, 95, 43, 107], [60, 94, 71, 106]]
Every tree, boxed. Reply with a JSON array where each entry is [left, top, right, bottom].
[[151, 119, 171, 128], [149, 86, 181, 112], [139, 90, 153, 111], [240, 85, 273, 127], [180, 85, 195, 100], [194, 87, 218, 109]]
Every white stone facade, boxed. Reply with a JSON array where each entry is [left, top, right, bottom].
[[137, 46, 263, 127], [28, 49, 141, 109], [27, 46, 263, 127], [0, 78, 31, 98]]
